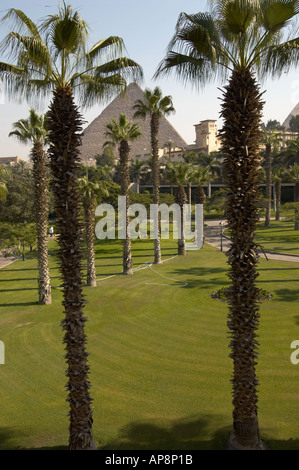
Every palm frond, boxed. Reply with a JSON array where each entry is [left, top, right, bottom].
[[0, 8, 39, 37], [260, 0, 299, 32], [86, 36, 125, 63]]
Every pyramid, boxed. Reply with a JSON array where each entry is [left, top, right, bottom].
[[80, 83, 187, 163], [282, 102, 299, 129]]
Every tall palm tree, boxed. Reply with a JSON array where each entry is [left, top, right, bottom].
[[197, 152, 222, 197], [130, 158, 145, 193], [287, 163, 299, 229], [193, 165, 211, 206], [166, 162, 190, 255], [163, 139, 176, 162], [133, 87, 175, 264], [163, 161, 178, 196], [9, 109, 51, 305], [192, 165, 212, 246], [155, 0, 299, 450], [78, 168, 108, 287], [0, 4, 142, 450], [272, 165, 285, 221], [104, 114, 142, 274], [261, 128, 282, 227], [283, 138, 299, 166]]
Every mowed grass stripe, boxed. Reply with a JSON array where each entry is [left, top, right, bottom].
[[0, 239, 299, 449]]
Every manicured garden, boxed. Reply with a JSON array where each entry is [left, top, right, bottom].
[[0, 235, 298, 450]]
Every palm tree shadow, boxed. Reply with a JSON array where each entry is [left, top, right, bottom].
[[101, 415, 232, 450], [100, 414, 299, 451]]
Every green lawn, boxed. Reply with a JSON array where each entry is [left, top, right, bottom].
[[0, 236, 299, 450], [255, 219, 299, 255]]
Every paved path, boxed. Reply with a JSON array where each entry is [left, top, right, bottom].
[[0, 222, 298, 268], [0, 255, 20, 269], [204, 219, 299, 263]]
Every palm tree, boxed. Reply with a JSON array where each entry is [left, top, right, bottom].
[[163, 161, 177, 196], [197, 152, 222, 197], [272, 165, 285, 221], [193, 165, 211, 206], [0, 4, 142, 450], [185, 164, 197, 204], [130, 158, 145, 193], [166, 162, 190, 255], [287, 163, 299, 229], [104, 114, 142, 274], [133, 87, 175, 264], [9, 109, 51, 305], [261, 128, 282, 227], [192, 165, 212, 246], [182, 150, 199, 164], [78, 168, 108, 287], [155, 0, 299, 450], [283, 138, 299, 166], [163, 139, 176, 162]]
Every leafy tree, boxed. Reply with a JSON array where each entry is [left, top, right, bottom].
[[95, 145, 116, 168], [0, 3, 142, 450], [0, 166, 35, 223], [262, 119, 285, 131], [104, 114, 142, 274], [133, 87, 175, 264], [155, 0, 299, 449], [0, 165, 9, 202], [9, 108, 51, 304], [0, 221, 36, 256]]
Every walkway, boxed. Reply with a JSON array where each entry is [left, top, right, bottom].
[[0, 221, 298, 268], [204, 219, 299, 263], [0, 255, 20, 269]]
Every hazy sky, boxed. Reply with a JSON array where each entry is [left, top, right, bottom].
[[1, 0, 299, 160]]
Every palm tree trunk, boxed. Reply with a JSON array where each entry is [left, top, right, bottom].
[[294, 182, 299, 230], [220, 68, 264, 450], [31, 141, 52, 305], [151, 113, 162, 264], [188, 182, 192, 204], [120, 140, 133, 275], [176, 185, 187, 255], [265, 143, 271, 227], [275, 180, 281, 221], [85, 196, 97, 287], [195, 185, 206, 245], [47, 86, 95, 450]]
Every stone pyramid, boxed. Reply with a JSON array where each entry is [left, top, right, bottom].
[[80, 82, 187, 163], [282, 102, 299, 129]]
